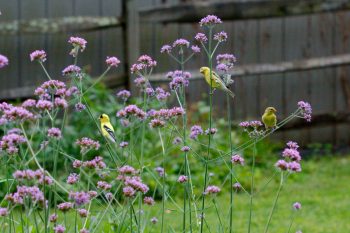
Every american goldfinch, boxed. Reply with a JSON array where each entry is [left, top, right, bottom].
[[99, 114, 116, 143], [199, 66, 235, 99], [262, 107, 277, 129]]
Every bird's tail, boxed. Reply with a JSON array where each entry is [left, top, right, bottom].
[[225, 87, 235, 99]]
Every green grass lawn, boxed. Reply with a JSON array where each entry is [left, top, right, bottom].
[[143, 155, 350, 233], [6, 155, 350, 232]]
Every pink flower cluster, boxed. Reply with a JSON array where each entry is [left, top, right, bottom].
[[13, 169, 53, 185], [297, 101, 312, 122], [69, 191, 91, 206], [106, 56, 120, 67], [167, 70, 191, 90], [117, 165, 149, 197], [67, 173, 80, 185], [6, 185, 45, 206], [116, 90, 131, 102], [30, 50, 47, 62], [97, 181, 112, 190], [76, 137, 100, 153], [0, 131, 26, 155], [48, 127, 62, 139], [130, 55, 157, 74], [57, 202, 73, 212], [195, 33, 208, 43], [0, 207, 9, 217], [117, 104, 147, 120], [68, 36, 87, 57], [144, 196, 155, 206], [1, 104, 35, 123], [148, 107, 185, 120], [62, 65, 81, 76], [177, 175, 188, 183], [155, 87, 170, 101], [205, 185, 221, 195], [0, 54, 9, 69], [73, 156, 106, 170], [216, 54, 237, 72], [199, 15, 222, 27], [190, 125, 203, 139], [231, 154, 245, 166], [213, 31, 228, 42], [275, 141, 302, 173]]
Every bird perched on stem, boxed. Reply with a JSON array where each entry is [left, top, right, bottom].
[[262, 107, 277, 130], [199, 66, 235, 99], [99, 114, 116, 143]]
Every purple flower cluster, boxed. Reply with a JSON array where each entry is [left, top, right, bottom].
[[106, 56, 120, 67], [233, 182, 242, 191], [54, 225, 66, 233], [144, 196, 155, 206], [191, 45, 201, 53], [117, 104, 147, 120], [6, 185, 45, 206], [231, 154, 245, 166], [155, 87, 170, 101], [117, 165, 149, 197], [155, 167, 165, 177], [73, 156, 106, 170], [75, 103, 86, 112], [205, 128, 218, 135], [68, 36, 87, 57], [293, 202, 302, 210], [205, 185, 221, 195], [48, 127, 62, 139], [62, 65, 81, 76], [149, 119, 165, 128], [67, 173, 80, 185], [177, 175, 188, 183], [1, 105, 35, 123], [30, 50, 47, 62], [0, 131, 26, 155], [57, 202, 73, 212], [116, 90, 131, 102], [13, 169, 53, 185], [130, 55, 157, 74], [297, 101, 312, 122], [167, 70, 191, 90], [239, 120, 263, 128], [97, 181, 112, 190], [275, 141, 302, 173], [213, 31, 228, 42], [76, 137, 100, 153], [216, 54, 237, 72], [78, 208, 88, 217], [160, 45, 172, 54], [173, 38, 190, 48], [69, 191, 91, 206], [0, 54, 9, 69], [0, 207, 9, 217], [190, 125, 203, 139], [199, 15, 222, 27], [195, 33, 208, 43], [119, 141, 129, 148], [148, 107, 185, 120]]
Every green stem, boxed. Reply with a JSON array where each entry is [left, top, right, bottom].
[[82, 67, 111, 96], [227, 93, 234, 233], [158, 129, 166, 233], [200, 27, 213, 233], [264, 172, 284, 233], [248, 140, 257, 233], [286, 211, 296, 233], [213, 198, 224, 232]]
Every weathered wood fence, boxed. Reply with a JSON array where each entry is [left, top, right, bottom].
[[1, 0, 350, 145]]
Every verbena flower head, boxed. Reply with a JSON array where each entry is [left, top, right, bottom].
[[144, 196, 155, 206], [69, 191, 91, 206], [155, 167, 165, 177], [30, 50, 47, 62], [199, 15, 222, 27], [49, 213, 58, 222], [0, 54, 9, 69], [177, 175, 188, 183], [118, 165, 137, 175], [68, 36, 87, 57], [78, 208, 88, 218], [191, 45, 201, 53], [22, 99, 36, 108], [76, 137, 100, 153], [0, 132, 26, 155], [172, 38, 190, 48], [168, 70, 191, 90], [173, 137, 182, 145], [155, 87, 170, 101], [216, 53, 236, 72], [6, 185, 45, 206], [131, 55, 157, 74], [2, 106, 35, 122], [190, 125, 203, 139], [205, 128, 217, 135], [231, 154, 244, 166], [151, 217, 158, 224], [119, 141, 129, 148], [117, 104, 147, 120], [47, 127, 62, 139], [116, 90, 131, 102], [106, 56, 120, 67], [123, 186, 136, 197], [205, 185, 221, 195], [67, 173, 80, 185], [181, 146, 191, 152], [97, 181, 112, 190], [275, 160, 288, 171], [293, 202, 302, 210], [195, 33, 208, 43], [149, 119, 165, 128], [239, 120, 264, 138], [62, 65, 81, 76], [0, 207, 9, 217], [160, 44, 172, 54], [297, 101, 312, 122], [54, 225, 66, 233], [213, 31, 228, 42], [233, 182, 242, 191], [288, 161, 302, 173], [75, 103, 86, 112]]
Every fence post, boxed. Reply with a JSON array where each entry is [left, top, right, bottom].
[[126, 0, 140, 93]]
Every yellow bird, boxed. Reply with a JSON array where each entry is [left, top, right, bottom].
[[262, 107, 277, 130], [99, 114, 116, 143], [199, 66, 235, 99]]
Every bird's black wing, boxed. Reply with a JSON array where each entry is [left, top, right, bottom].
[[103, 125, 116, 142]]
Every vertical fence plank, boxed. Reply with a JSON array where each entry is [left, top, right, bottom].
[[309, 13, 335, 144], [335, 11, 350, 145], [0, 1, 20, 97], [284, 15, 311, 144]]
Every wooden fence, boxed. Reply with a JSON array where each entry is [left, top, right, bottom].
[[0, 0, 350, 145]]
